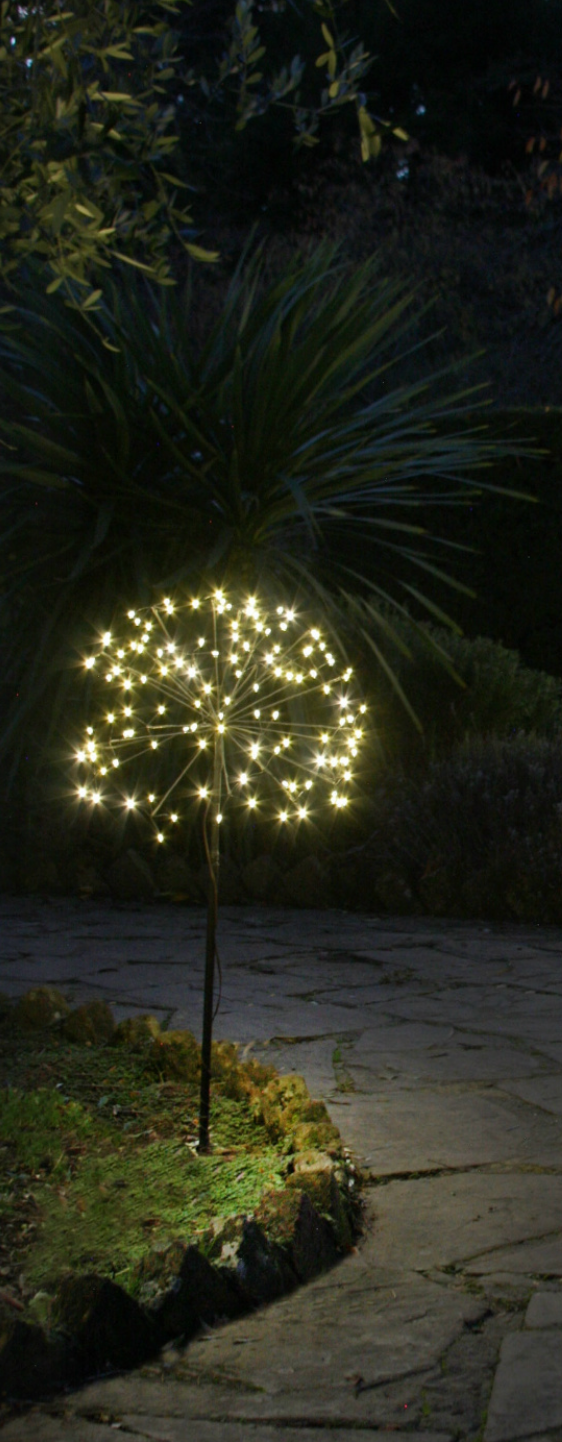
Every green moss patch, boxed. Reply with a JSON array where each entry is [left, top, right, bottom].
[[0, 1011, 287, 1311], [0, 993, 363, 1417], [0, 990, 362, 1416], [26, 1132, 287, 1298]]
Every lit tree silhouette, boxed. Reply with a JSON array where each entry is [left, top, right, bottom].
[[72, 586, 366, 1150]]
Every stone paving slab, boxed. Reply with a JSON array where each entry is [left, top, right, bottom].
[[498, 1074, 562, 1114], [152, 1425, 451, 1442], [0, 1419, 454, 1442], [465, 1237, 562, 1276], [1, 1423, 118, 1442], [350, 1040, 550, 1083], [526, 1290, 562, 1327], [324, 1086, 562, 1173], [362, 1174, 562, 1272], [1, 899, 562, 1439], [484, 1329, 562, 1440], [114, 1426, 453, 1442]]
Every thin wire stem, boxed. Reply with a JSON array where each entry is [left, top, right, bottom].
[[198, 732, 222, 1152]]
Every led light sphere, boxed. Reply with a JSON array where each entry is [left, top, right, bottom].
[[72, 588, 367, 840]]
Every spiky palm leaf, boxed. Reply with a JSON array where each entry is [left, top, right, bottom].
[[0, 241, 544, 783]]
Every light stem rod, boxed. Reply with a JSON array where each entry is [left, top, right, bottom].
[[198, 731, 222, 1152]]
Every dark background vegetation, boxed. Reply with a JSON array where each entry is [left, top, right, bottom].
[[176, 0, 562, 219], [182, 0, 562, 679], [5, 0, 562, 679], [4, 0, 562, 916]]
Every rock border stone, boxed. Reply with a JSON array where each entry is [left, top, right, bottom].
[[0, 991, 362, 1404]]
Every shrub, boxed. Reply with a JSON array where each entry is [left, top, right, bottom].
[[355, 609, 562, 770], [365, 734, 562, 922]]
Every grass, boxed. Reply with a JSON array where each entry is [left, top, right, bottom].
[[0, 1017, 288, 1307], [332, 1040, 357, 1095]]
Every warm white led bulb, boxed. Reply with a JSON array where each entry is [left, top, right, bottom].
[[77, 588, 365, 836]]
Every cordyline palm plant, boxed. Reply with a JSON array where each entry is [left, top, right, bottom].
[[0, 239, 543, 788]]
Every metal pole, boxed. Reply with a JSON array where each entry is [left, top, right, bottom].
[[198, 735, 222, 1152]]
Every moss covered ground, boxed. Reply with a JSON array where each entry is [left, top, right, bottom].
[[0, 1015, 288, 1308]]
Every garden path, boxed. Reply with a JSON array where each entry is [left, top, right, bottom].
[[1, 897, 562, 1440]]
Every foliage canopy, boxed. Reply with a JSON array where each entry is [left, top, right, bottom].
[[0, 240, 543, 784], [0, 0, 405, 314]]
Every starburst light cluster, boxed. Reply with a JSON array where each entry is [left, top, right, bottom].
[[72, 588, 367, 843]]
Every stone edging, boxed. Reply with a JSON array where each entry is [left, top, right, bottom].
[[0, 988, 363, 1405]]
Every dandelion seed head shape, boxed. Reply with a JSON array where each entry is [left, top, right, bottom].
[[73, 589, 367, 842]]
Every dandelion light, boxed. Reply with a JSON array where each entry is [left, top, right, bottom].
[[72, 587, 366, 1150]]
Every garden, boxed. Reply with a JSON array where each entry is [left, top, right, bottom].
[[2, 0, 562, 1409]]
